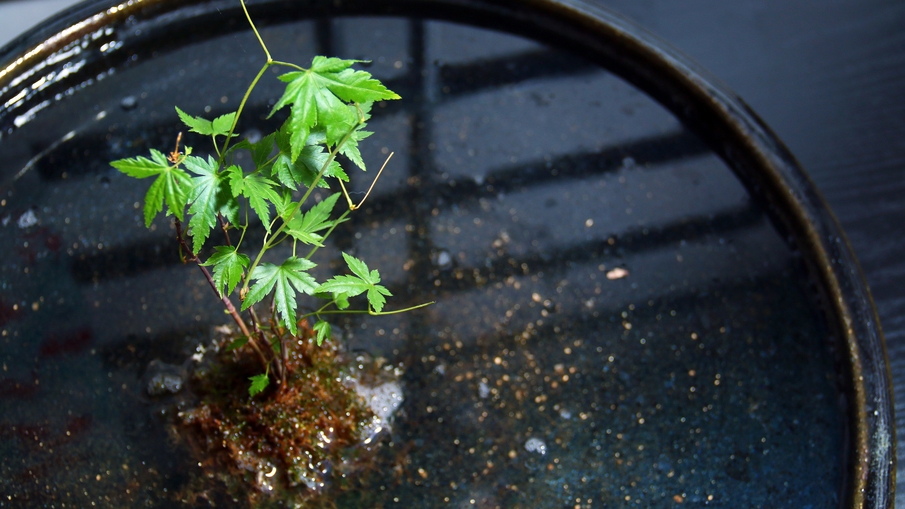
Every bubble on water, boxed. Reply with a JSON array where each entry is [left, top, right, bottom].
[[17, 209, 38, 229], [351, 378, 404, 445], [478, 380, 490, 399], [433, 249, 453, 270], [524, 437, 547, 455], [120, 95, 137, 111], [143, 360, 186, 396]]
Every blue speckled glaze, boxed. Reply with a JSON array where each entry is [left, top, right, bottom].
[[0, 4, 846, 507]]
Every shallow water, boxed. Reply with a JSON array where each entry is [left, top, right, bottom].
[[0, 9, 844, 508]]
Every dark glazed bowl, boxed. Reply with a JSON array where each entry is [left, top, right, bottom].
[[0, 0, 894, 507]]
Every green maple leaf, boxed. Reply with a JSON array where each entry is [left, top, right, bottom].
[[270, 56, 399, 160], [285, 192, 343, 246], [242, 257, 318, 335], [273, 188, 295, 219], [339, 102, 374, 171], [313, 320, 330, 346], [183, 155, 237, 253], [315, 290, 350, 309], [272, 123, 346, 190], [226, 165, 281, 230], [200, 246, 249, 297], [111, 149, 192, 227], [316, 252, 392, 312], [248, 372, 270, 397], [175, 106, 237, 138], [229, 133, 276, 171]]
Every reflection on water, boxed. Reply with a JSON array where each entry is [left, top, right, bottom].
[[0, 9, 843, 508]]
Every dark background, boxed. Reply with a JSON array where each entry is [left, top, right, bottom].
[[2, 0, 903, 504]]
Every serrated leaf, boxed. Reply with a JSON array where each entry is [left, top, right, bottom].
[[338, 102, 373, 171], [211, 111, 237, 137], [226, 165, 281, 230], [299, 140, 348, 182], [113, 149, 191, 227], [249, 133, 277, 169], [366, 284, 392, 314], [273, 124, 345, 190], [310, 56, 359, 73], [110, 149, 169, 178], [315, 290, 350, 309], [285, 192, 341, 246], [316, 252, 392, 312], [242, 257, 318, 335], [273, 189, 295, 219], [176, 106, 214, 135], [176, 107, 237, 138], [163, 168, 192, 223], [340, 127, 373, 171], [201, 246, 249, 297], [248, 373, 269, 397], [143, 176, 165, 227], [344, 251, 377, 282], [334, 293, 350, 310], [313, 320, 330, 346], [184, 155, 235, 253], [270, 57, 399, 159], [149, 148, 171, 167], [315, 88, 358, 150]]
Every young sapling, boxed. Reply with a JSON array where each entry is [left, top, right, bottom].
[[110, 1, 434, 502], [111, 0, 431, 397]]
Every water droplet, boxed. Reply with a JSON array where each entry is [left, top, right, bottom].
[[524, 437, 547, 455], [478, 380, 490, 399], [433, 249, 453, 270], [120, 95, 137, 111], [17, 209, 38, 229]]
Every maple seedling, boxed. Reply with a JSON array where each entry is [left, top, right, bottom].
[[111, 0, 431, 396]]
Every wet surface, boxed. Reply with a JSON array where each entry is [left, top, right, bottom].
[[0, 10, 844, 508]]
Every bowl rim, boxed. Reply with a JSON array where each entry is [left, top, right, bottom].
[[0, 0, 895, 506]]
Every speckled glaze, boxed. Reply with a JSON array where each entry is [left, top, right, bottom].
[[0, 0, 893, 507]]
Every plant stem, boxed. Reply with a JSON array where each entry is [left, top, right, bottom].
[[301, 301, 435, 320], [197, 259, 270, 370], [270, 60, 305, 71], [246, 304, 271, 359], [367, 301, 435, 315], [280, 334, 289, 385], [218, 214, 233, 247], [218, 62, 270, 162], [174, 219, 270, 371], [240, 0, 271, 62]]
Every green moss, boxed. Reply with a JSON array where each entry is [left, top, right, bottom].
[[176, 325, 390, 506]]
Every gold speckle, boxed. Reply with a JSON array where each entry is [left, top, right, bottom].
[[606, 267, 629, 280]]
